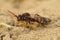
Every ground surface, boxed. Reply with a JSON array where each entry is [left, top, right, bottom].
[[0, 0, 60, 40]]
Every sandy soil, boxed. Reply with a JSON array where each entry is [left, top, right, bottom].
[[0, 0, 60, 40]]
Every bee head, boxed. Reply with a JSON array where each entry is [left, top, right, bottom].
[[17, 15, 22, 21]]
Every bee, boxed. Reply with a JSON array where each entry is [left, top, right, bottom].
[[7, 10, 51, 30]]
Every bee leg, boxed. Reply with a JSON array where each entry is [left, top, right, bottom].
[[26, 22, 30, 28]]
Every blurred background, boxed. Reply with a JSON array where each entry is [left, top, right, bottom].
[[0, 0, 60, 40]]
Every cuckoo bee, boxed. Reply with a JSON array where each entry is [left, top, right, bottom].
[[7, 10, 51, 30]]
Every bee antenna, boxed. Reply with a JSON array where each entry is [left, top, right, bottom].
[[7, 9, 18, 18]]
